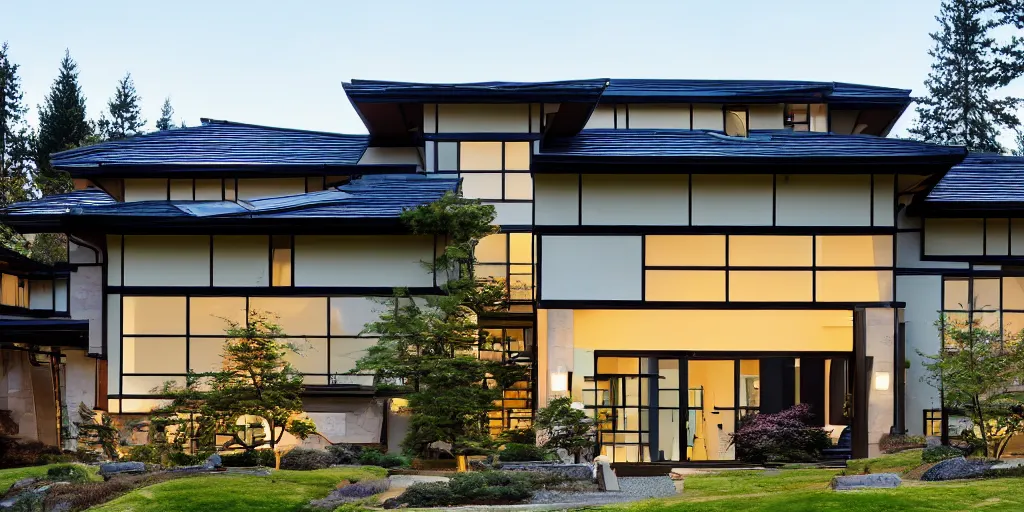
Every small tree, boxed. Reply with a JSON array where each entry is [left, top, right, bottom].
[[535, 397, 594, 463], [157, 310, 316, 469], [154, 97, 174, 131], [921, 313, 1024, 458], [355, 193, 527, 458]]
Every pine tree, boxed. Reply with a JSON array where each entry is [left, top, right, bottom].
[[0, 42, 32, 253], [910, 0, 1022, 153], [36, 50, 90, 196], [97, 73, 145, 140], [155, 97, 174, 131]]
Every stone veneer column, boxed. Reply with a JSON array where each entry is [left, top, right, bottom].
[[543, 309, 574, 407]]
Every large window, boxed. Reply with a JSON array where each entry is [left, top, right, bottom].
[[479, 327, 534, 436], [0, 273, 28, 308], [785, 104, 828, 132], [435, 141, 532, 201], [643, 234, 894, 303], [474, 233, 535, 309], [117, 296, 379, 401], [942, 276, 1024, 341]]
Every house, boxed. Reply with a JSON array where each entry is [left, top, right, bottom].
[[0, 77, 1017, 462]]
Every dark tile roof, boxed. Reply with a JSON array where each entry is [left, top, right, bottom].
[[342, 79, 609, 104], [50, 119, 373, 173], [2, 175, 459, 223], [602, 79, 912, 105], [924, 154, 1024, 211], [534, 129, 966, 169]]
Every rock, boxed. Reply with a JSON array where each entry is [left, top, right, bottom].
[[926, 436, 942, 448], [204, 453, 222, 469], [555, 448, 573, 464], [991, 459, 1024, 470], [499, 462, 594, 481], [921, 457, 993, 481], [597, 460, 619, 492], [6, 478, 37, 494], [99, 461, 147, 479], [831, 473, 902, 490]]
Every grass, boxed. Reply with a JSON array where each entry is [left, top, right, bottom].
[[88, 466, 386, 512], [599, 449, 1024, 512], [0, 464, 102, 491]]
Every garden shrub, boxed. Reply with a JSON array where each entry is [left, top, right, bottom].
[[499, 443, 552, 462], [326, 444, 365, 465], [280, 448, 335, 470], [879, 433, 927, 453], [922, 445, 963, 463], [44, 471, 190, 511], [307, 478, 391, 510], [219, 449, 276, 467], [389, 482, 456, 508], [46, 464, 91, 483], [168, 451, 211, 467], [0, 438, 63, 468], [357, 449, 410, 468], [499, 427, 537, 445], [389, 471, 543, 508], [730, 404, 832, 463], [123, 444, 161, 464]]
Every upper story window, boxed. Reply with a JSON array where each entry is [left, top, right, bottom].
[[785, 104, 828, 132], [436, 141, 532, 201], [0, 273, 29, 308], [724, 107, 748, 137]]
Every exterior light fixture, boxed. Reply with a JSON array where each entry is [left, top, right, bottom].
[[551, 365, 569, 392], [874, 371, 891, 391], [570, 401, 585, 411]]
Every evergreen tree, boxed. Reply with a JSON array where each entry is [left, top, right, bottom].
[[1014, 129, 1024, 156], [0, 42, 31, 253], [97, 73, 145, 140], [155, 97, 174, 131], [36, 50, 90, 196], [910, 0, 1022, 153]]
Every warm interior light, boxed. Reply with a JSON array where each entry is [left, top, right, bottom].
[[550, 365, 569, 392], [570, 401, 585, 410], [874, 371, 891, 391]]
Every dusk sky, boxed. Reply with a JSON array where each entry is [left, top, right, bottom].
[[3, 0, 1019, 142]]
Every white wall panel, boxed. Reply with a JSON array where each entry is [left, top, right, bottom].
[[294, 236, 434, 288], [107, 236, 122, 286], [489, 202, 533, 227], [194, 179, 223, 200], [872, 175, 895, 226], [69, 241, 98, 264], [747, 104, 784, 130], [28, 280, 52, 310], [691, 174, 772, 226], [776, 175, 871, 226], [540, 235, 642, 301], [123, 235, 210, 286], [585, 105, 616, 129], [691, 104, 723, 130], [535, 174, 579, 225], [213, 235, 269, 286], [236, 178, 305, 200], [124, 179, 167, 202], [581, 175, 688, 225], [54, 279, 68, 312], [1012, 219, 1024, 256], [107, 293, 121, 393], [896, 231, 967, 269], [626, 104, 690, 129], [897, 275, 943, 436], [330, 297, 382, 336], [987, 218, 1009, 256], [73, 267, 103, 354], [437, 104, 529, 133], [924, 218, 984, 256], [358, 147, 421, 165], [423, 104, 436, 133]]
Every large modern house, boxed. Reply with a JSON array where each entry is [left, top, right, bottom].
[[0, 77, 1018, 462]]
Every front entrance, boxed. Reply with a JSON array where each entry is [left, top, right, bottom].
[[585, 354, 850, 463]]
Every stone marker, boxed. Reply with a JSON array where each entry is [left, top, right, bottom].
[[921, 457, 993, 481], [204, 453, 222, 469], [98, 461, 146, 479], [597, 459, 620, 492], [831, 473, 901, 490]]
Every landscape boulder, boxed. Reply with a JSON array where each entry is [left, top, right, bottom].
[[921, 457, 993, 481], [204, 453, 222, 469], [99, 461, 147, 479], [831, 473, 901, 490]]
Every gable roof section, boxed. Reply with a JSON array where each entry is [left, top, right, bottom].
[[49, 119, 404, 177], [921, 154, 1024, 214], [1, 174, 459, 232], [602, 79, 912, 106], [533, 129, 967, 172], [343, 79, 609, 104]]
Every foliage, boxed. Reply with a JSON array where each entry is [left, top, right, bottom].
[[535, 397, 595, 463], [326, 444, 365, 465], [389, 471, 556, 508], [920, 314, 1024, 458], [155, 97, 175, 131], [153, 310, 316, 469], [730, 404, 832, 463], [356, 449, 410, 468], [35, 50, 90, 196], [27, 233, 68, 264], [498, 442, 553, 462], [355, 192, 529, 458], [218, 449, 276, 467], [388, 482, 455, 508], [909, 0, 1022, 153], [499, 427, 537, 445], [46, 464, 91, 483], [923, 445, 965, 463], [97, 73, 146, 140], [0, 438, 62, 468], [0, 42, 33, 254], [879, 433, 928, 453], [74, 404, 119, 461], [122, 444, 161, 464], [308, 478, 391, 510], [279, 448, 335, 470]]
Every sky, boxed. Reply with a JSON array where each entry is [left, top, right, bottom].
[[1, 0, 1019, 142]]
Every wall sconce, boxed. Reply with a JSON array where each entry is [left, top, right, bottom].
[[550, 366, 569, 392], [874, 371, 891, 391]]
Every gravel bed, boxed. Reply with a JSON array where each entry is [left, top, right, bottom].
[[529, 476, 677, 505]]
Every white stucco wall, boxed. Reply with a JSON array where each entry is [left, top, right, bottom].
[[776, 175, 871, 226], [540, 235, 642, 301], [293, 235, 434, 288], [534, 174, 579, 225], [580, 175, 689, 225], [691, 174, 773, 226], [437, 104, 530, 133], [123, 235, 210, 286]]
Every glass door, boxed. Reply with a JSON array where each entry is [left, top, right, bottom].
[[688, 360, 736, 461]]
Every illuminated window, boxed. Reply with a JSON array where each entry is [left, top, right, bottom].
[[459, 142, 503, 171], [724, 107, 748, 137], [815, 236, 893, 267], [440, 141, 532, 201], [645, 236, 725, 267], [189, 297, 246, 335], [729, 271, 813, 302], [924, 409, 942, 437], [123, 337, 186, 374], [730, 236, 812, 267], [816, 271, 893, 302], [248, 297, 327, 336], [942, 276, 1024, 342], [645, 271, 725, 301], [785, 104, 827, 132], [460, 173, 503, 200], [271, 235, 292, 287], [123, 296, 187, 335], [475, 233, 534, 305], [223, 179, 236, 201]]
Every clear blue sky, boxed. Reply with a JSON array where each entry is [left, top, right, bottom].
[[1, 0, 1015, 141]]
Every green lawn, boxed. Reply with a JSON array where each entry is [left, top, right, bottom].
[[602, 450, 1024, 512], [0, 464, 101, 491], [87, 466, 386, 512]]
